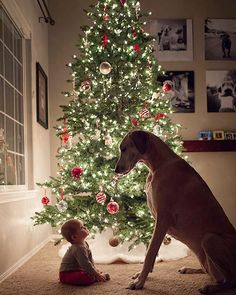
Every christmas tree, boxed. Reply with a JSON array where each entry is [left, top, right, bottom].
[[32, 0, 184, 249]]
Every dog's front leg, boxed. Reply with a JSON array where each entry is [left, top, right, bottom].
[[128, 217, 169, 290]]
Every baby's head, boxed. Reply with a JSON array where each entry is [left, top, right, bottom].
[[61, 219, 89, 244]]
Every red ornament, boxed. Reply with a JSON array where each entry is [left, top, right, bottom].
[[102, 32, 108, 48], [132, 31, 137, 38], [103, 14, 109, 21], [156, 113, 165, 121], [133, 44, 141, 52], [61, 119, 70, 143], [119, 0, 126, 6], [41, 196, 49, 205], [162, 82, 172, 93], [71, 167, 84, 179], [131, 117, 138, 127], [61, 127, 70, 143], [96, 191, 107, 205], [80, 80, 90, 92], [106, 199, 119, 215]]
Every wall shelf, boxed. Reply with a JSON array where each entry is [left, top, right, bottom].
[[183, 140, 236, 152]]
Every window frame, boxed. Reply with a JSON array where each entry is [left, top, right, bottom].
[[0, 0, 31, 193]]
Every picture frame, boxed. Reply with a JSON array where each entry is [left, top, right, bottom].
[[224, 132, 235, 140], [213, 131, 225, 140], [206, 70, 236, 112], [150, 19, 193, 61], [198, 130, 212, 140], [205, 18, 236, 60], [36, 62, 48, 129], [157, 71, 195, 113]]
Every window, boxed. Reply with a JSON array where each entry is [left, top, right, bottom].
[[0, 4, 25, 187]]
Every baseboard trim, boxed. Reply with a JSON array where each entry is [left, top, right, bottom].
[[0, 235, 52, 283]]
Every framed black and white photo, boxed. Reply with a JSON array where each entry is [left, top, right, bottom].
[[36, 62, 48, 129], [157, 71, 195, 113], [206, 70, 236, 112], [150, 19, 193, 61], [205, 19, 236, 60]]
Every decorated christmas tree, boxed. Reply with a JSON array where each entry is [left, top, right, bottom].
[[32, 0, 184, 249]]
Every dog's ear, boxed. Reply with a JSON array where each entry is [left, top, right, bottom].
[[130, 131, 148, 154]]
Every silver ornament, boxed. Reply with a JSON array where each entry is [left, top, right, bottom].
[[56, 200, 68, 212], [99, 62, 112, 75]]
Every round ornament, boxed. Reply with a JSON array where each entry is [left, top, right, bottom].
[[133, 43, 141, 52], [162, 81, 172, 93], [109, 236, 119, 247], [56, 200, 68, 212], [131, 117, 138, 127], [104, 134, 112, 146], [96, 191, 107, 205], [106, 199, 119, 215], [99, 62, 112, 75], [80, 80, 90, 92], [41, 196, 49, 205], [103, 14, 109, 21], [155, 113, 165, 121], [139, 108, 150, 119], [71, 167, 84, 179]]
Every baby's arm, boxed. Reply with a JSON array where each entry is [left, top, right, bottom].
[[74, 246, 107, 282]]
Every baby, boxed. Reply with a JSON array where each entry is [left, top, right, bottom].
[[59, 219, 110, 285]]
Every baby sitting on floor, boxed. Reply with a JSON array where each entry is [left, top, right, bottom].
[[59, 219, 110, 285]]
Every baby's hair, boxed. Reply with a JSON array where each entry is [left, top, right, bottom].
[[61, 219, 81, 243]]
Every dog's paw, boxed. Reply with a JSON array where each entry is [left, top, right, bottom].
[[178, 267, 187, 274], [126, 279, 144, 290], [132, 272, 140, 279]]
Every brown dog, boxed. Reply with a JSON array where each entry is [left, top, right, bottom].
[[115, 130, 236, 293]]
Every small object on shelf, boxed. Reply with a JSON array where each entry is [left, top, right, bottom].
[[212, 131, 225, 140], [224, 132, 235, 140], [198, 131, 212, 141]]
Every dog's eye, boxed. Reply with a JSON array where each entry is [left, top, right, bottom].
[[121, 147, 126, 152]]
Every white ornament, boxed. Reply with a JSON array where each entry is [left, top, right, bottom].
[[99, 62, 112, 75], [104, 134, 112, 146], [152, 92, 158, 99]]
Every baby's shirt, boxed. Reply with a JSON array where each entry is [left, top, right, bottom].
[[59, 242, 98, 277]]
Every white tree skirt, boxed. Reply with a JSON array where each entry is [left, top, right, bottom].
[[58, 228, 189, 264]]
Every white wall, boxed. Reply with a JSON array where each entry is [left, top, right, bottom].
[[0, 0, 51, 281], [48, 0, 236, 228]]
